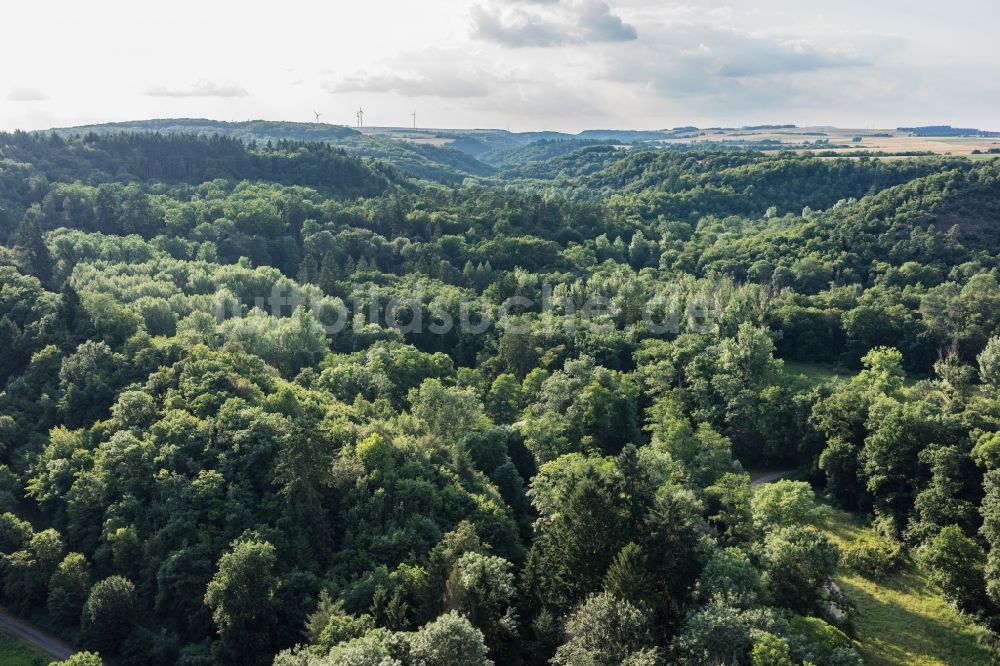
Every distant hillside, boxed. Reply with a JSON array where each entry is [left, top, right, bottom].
[[51, 119, 496, 184], [46, 120, 716, 179], [479, 139, 616, 169], [898, 125, 1000, 137], [0, 130, 395, 235], [575, 150, 972, 219], [695, 160, 1000, 284], [498, 144, 629, 180], [577, 129, 676, 141], [55, 118, 361, 142]]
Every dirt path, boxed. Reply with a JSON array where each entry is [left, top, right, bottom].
[[0, 607, 75, 660], [749, 470, 794, 488]]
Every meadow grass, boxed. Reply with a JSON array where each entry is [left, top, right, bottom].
[[819, 507, 994, 665], [0, 630, 50, 666], [781, 360, 850, 385], [780, 360, 922, 388]]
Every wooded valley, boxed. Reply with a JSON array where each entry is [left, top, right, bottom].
[[1, 126, 999, 665]]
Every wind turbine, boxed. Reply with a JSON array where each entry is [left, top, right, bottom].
[[410, 111, 417, 129], [356, 107, 364, 127], [313, 110, 322, 123]]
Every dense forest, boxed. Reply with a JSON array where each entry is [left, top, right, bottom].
[[1, 126, 1000, 665]]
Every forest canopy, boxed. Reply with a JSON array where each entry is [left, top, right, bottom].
[[1, 125, 1000, 665]]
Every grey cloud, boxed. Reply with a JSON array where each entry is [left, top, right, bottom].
[[471, 0, 637, 47], [7, 86, 48, 101], [602, 25, 869, 94], [589, 17, 878, 121], [144, 80, 250, 97], [714, 39, 867, 78], [471, 5, 572, 46], [578, 0, 637, 42]]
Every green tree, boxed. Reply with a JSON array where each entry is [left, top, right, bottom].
[[498, 321, 539, 379], [602, 543, 655, 609], [907, 444, 978, 543], [305, 592, 375, 651], [643, 485, 711, 623], [759, 526, 839, 613], [692, 547, 765, 609], [671, 604, 754, 665], [443, 552, 518, 659], [47, 552, 91, 627], [979, 336, 1000, 390], [82, 576, 136, 654], [410, 378, 489, 443], [916, 525, 987, 613], [854, 347, 905, 396], [552, 592, 660, 666], [705, 472, 753, 546], [750, 480, 819, 530], [407, 610, 491, 666], [204, 539, 279, 661], [57, 282, 92, 342], [58, 340, 120, 427], [981, 469, 1000, 606], [49, 653, 103, 666], [525, 467, 623, 614], [0, 513, 32, 554], [751, 632, 794, 666], [2, 528, 63, 610], [318, 252, 339, 295], [521, 411, 572, 463], [860, 397, 944, 532], [13, 216, 53, 285], [486, 373, 525, 424]]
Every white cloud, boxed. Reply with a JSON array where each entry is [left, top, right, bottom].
[[144, 80, 250, 98], [7, 86, 48, 101]]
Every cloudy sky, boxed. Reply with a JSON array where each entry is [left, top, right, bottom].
[[3, 0, 998, 132]]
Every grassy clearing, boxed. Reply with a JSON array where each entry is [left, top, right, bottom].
[[819, 507, 993, 665], [0, 630, 50, 666], [780, 360, 922, 389], [781, 360, 851, 385]]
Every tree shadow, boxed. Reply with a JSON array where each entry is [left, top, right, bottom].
[[840, 569, 990, 666]]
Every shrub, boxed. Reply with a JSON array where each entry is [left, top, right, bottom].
[[840, 536, 903, 579]]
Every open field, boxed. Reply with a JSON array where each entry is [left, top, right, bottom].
[[659, 127, 1000, 156], [358, 125, 1000, 157], [820, 507, 994, 665], [361, 132, 455, 147]]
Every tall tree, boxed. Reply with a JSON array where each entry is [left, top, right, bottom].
[[13, 216, 53, 286], [204, 539, 279, 663]]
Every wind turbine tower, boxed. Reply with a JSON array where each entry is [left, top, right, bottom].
[[410, 111, 417, 129], [356, 107, 364, 127], [313, 110, 322, 123]]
